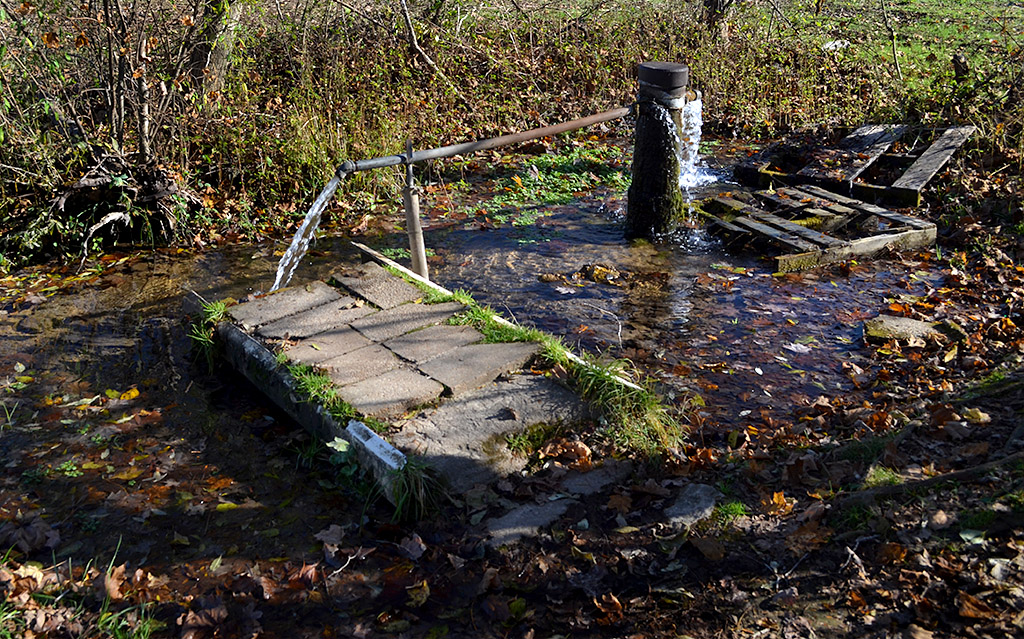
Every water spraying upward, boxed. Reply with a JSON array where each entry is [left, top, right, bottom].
[[652, 97, 715, 198], [270, 175, 342, 292], [677, 97, 715, 193]]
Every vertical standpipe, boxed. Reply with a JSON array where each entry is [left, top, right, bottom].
[[626, 61, 692, 238], [403, 140, 429, 279]]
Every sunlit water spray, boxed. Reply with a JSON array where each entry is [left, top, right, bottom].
[[653, 97, 719, 250], [676, 98, 716, 193], [270, 176, 341, 292]]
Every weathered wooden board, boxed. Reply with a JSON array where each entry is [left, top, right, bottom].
[[746, 211, 849, 248], [731, 216, 820, 253], [755, 189, 816, 211], [709, 196, 830, 253], [704, 215, 750, 236], [796, 124, 907, 187], [890, 126, 977, 205], [775, 227, 937, 272], [736, 124, 971, 206], [771, 187, 859, 217], [797, 185, 935, 231]]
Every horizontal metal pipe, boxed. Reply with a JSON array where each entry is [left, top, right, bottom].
[[336, 105, 631, 177]]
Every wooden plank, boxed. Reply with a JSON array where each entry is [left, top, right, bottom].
[[731, 217, 819, 253], [837, 124, 908, 152], [796, 124, 907, 186], [708, 195, 752, 215], [796, 185, 934, 230], [794, 184, 861, 206], [798, 207, 850, 234], [891, 126, 977, 193], [755, 189, 815, 212], [704, 214, 750, 236], [775, 226, 937, 272], [746, 211, 848, 248], [777, 187, 860, 217], [850, 182, 892, 204]]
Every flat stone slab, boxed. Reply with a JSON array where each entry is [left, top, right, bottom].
[[665, 483, 720, 528], [321, 343, 401, 386], [258, 297, 372, 340], [485, 499, 578, 548], [390, 375, 592, 491], [560, 459, 634, 495], [339, 368, 445, 418], [229, 281, 341, 330], [864, 314, 942, 343], [350, 301, 463, 343], [419, 342, 539, 395], [284, 326, 373, 366], [384, 324, 483, 364], [333, 262, 422, 309], [864, 314, 966, 344]]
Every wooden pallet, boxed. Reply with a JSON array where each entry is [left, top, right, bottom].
[[702, 186, 936, 272], [735, 125, 976, 206]]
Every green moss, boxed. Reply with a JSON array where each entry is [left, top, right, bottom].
[[506, 422, 565, 456]]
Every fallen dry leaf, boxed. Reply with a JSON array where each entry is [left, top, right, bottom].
[[762, 491, 794, 516], [606, 493, 632, 514], [958, 591, 1000, 619], [594, 592, 623, 625], [786, 520, 833, 554], [537, 438, 592, 471]]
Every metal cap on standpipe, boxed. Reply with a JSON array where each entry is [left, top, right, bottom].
[[637, 61, 690, 99]]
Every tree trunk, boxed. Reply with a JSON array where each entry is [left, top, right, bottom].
[[702, 0, 734, 40], [189, 0, 245, 97]]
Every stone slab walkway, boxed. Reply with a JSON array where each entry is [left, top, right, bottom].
[[228, 262, 542, 419], [221, 260, 596, 506]]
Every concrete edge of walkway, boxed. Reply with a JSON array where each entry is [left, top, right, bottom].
[[185, 290, 407, 504]]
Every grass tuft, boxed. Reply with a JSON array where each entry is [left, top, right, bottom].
[[565, 354, 683, 456], [862, 465, 902, 489], [389, 457, 446, 523]]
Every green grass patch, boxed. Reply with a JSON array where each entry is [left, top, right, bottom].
[[0, 599, 25, 639], [862, 465, 902, 489], [463, 143, 630, 219], [284, 362, 388, 434], [713, 500, 749, 526], [380, 247, 436, 261], [448, 306, 545, 344], [189, 299, 231, 371], [565, 354, 683, 456], [1003, 488, 1024, 512], [389, 457, 446, 523], [833, 503, 875, 531]]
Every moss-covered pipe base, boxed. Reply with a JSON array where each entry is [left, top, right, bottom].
[[626, 61, 691, 239]]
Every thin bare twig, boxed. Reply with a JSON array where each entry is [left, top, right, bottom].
[[397, 0, 466, 104], [763, 0, 796, 34], [837, 449, 1024, 508], [881, 0, 903, 81]]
